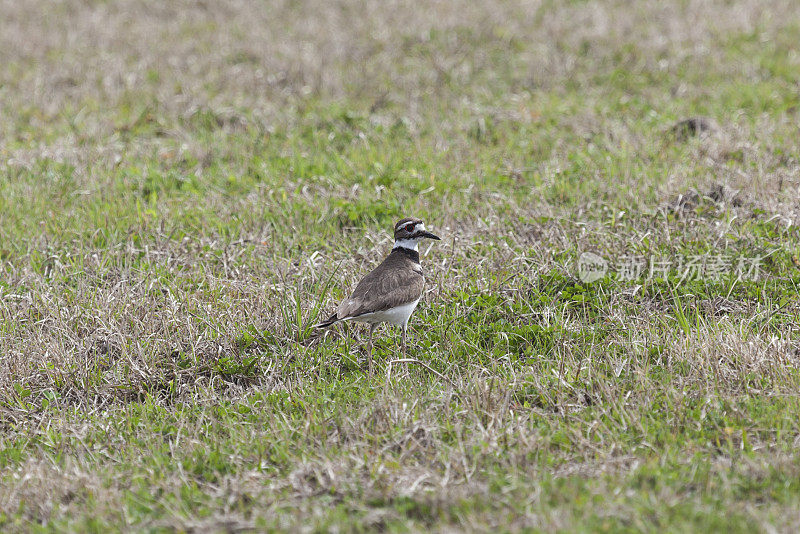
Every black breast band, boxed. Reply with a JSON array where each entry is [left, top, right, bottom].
[[392, 246, 420, 264]]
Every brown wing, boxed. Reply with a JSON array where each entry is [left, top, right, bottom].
[[337, 254, 424, 319]]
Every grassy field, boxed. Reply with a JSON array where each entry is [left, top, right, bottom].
[[1, 0, 800, 531]]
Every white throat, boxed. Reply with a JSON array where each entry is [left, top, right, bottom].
[[393, 238, 420, 251]]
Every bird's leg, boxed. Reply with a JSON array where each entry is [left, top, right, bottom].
[[367, 323, 377, 377], [401, 324, 409, 376]]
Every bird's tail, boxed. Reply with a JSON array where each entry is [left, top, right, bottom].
[[314, 314, 339, 328]]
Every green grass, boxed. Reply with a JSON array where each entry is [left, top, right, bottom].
[[1, 0, 800, 531]]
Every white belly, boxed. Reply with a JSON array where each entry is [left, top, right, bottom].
[[353, 298, 420, 327]]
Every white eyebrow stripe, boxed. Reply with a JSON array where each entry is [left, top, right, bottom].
[[396, 221, 425, 233]]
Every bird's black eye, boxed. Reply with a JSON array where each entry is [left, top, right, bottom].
[[405, 223, 415, 231]]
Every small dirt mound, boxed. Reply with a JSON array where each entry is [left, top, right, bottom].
[[669, 116, 719, 141], [668, 184, 742, 213]]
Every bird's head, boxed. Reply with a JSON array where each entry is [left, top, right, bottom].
[[393, 217, 440, 251]]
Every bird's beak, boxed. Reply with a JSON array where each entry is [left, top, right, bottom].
[[420, 231, 441, 240]]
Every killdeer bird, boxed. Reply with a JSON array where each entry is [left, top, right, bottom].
[[316, 217, 441, 374]]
